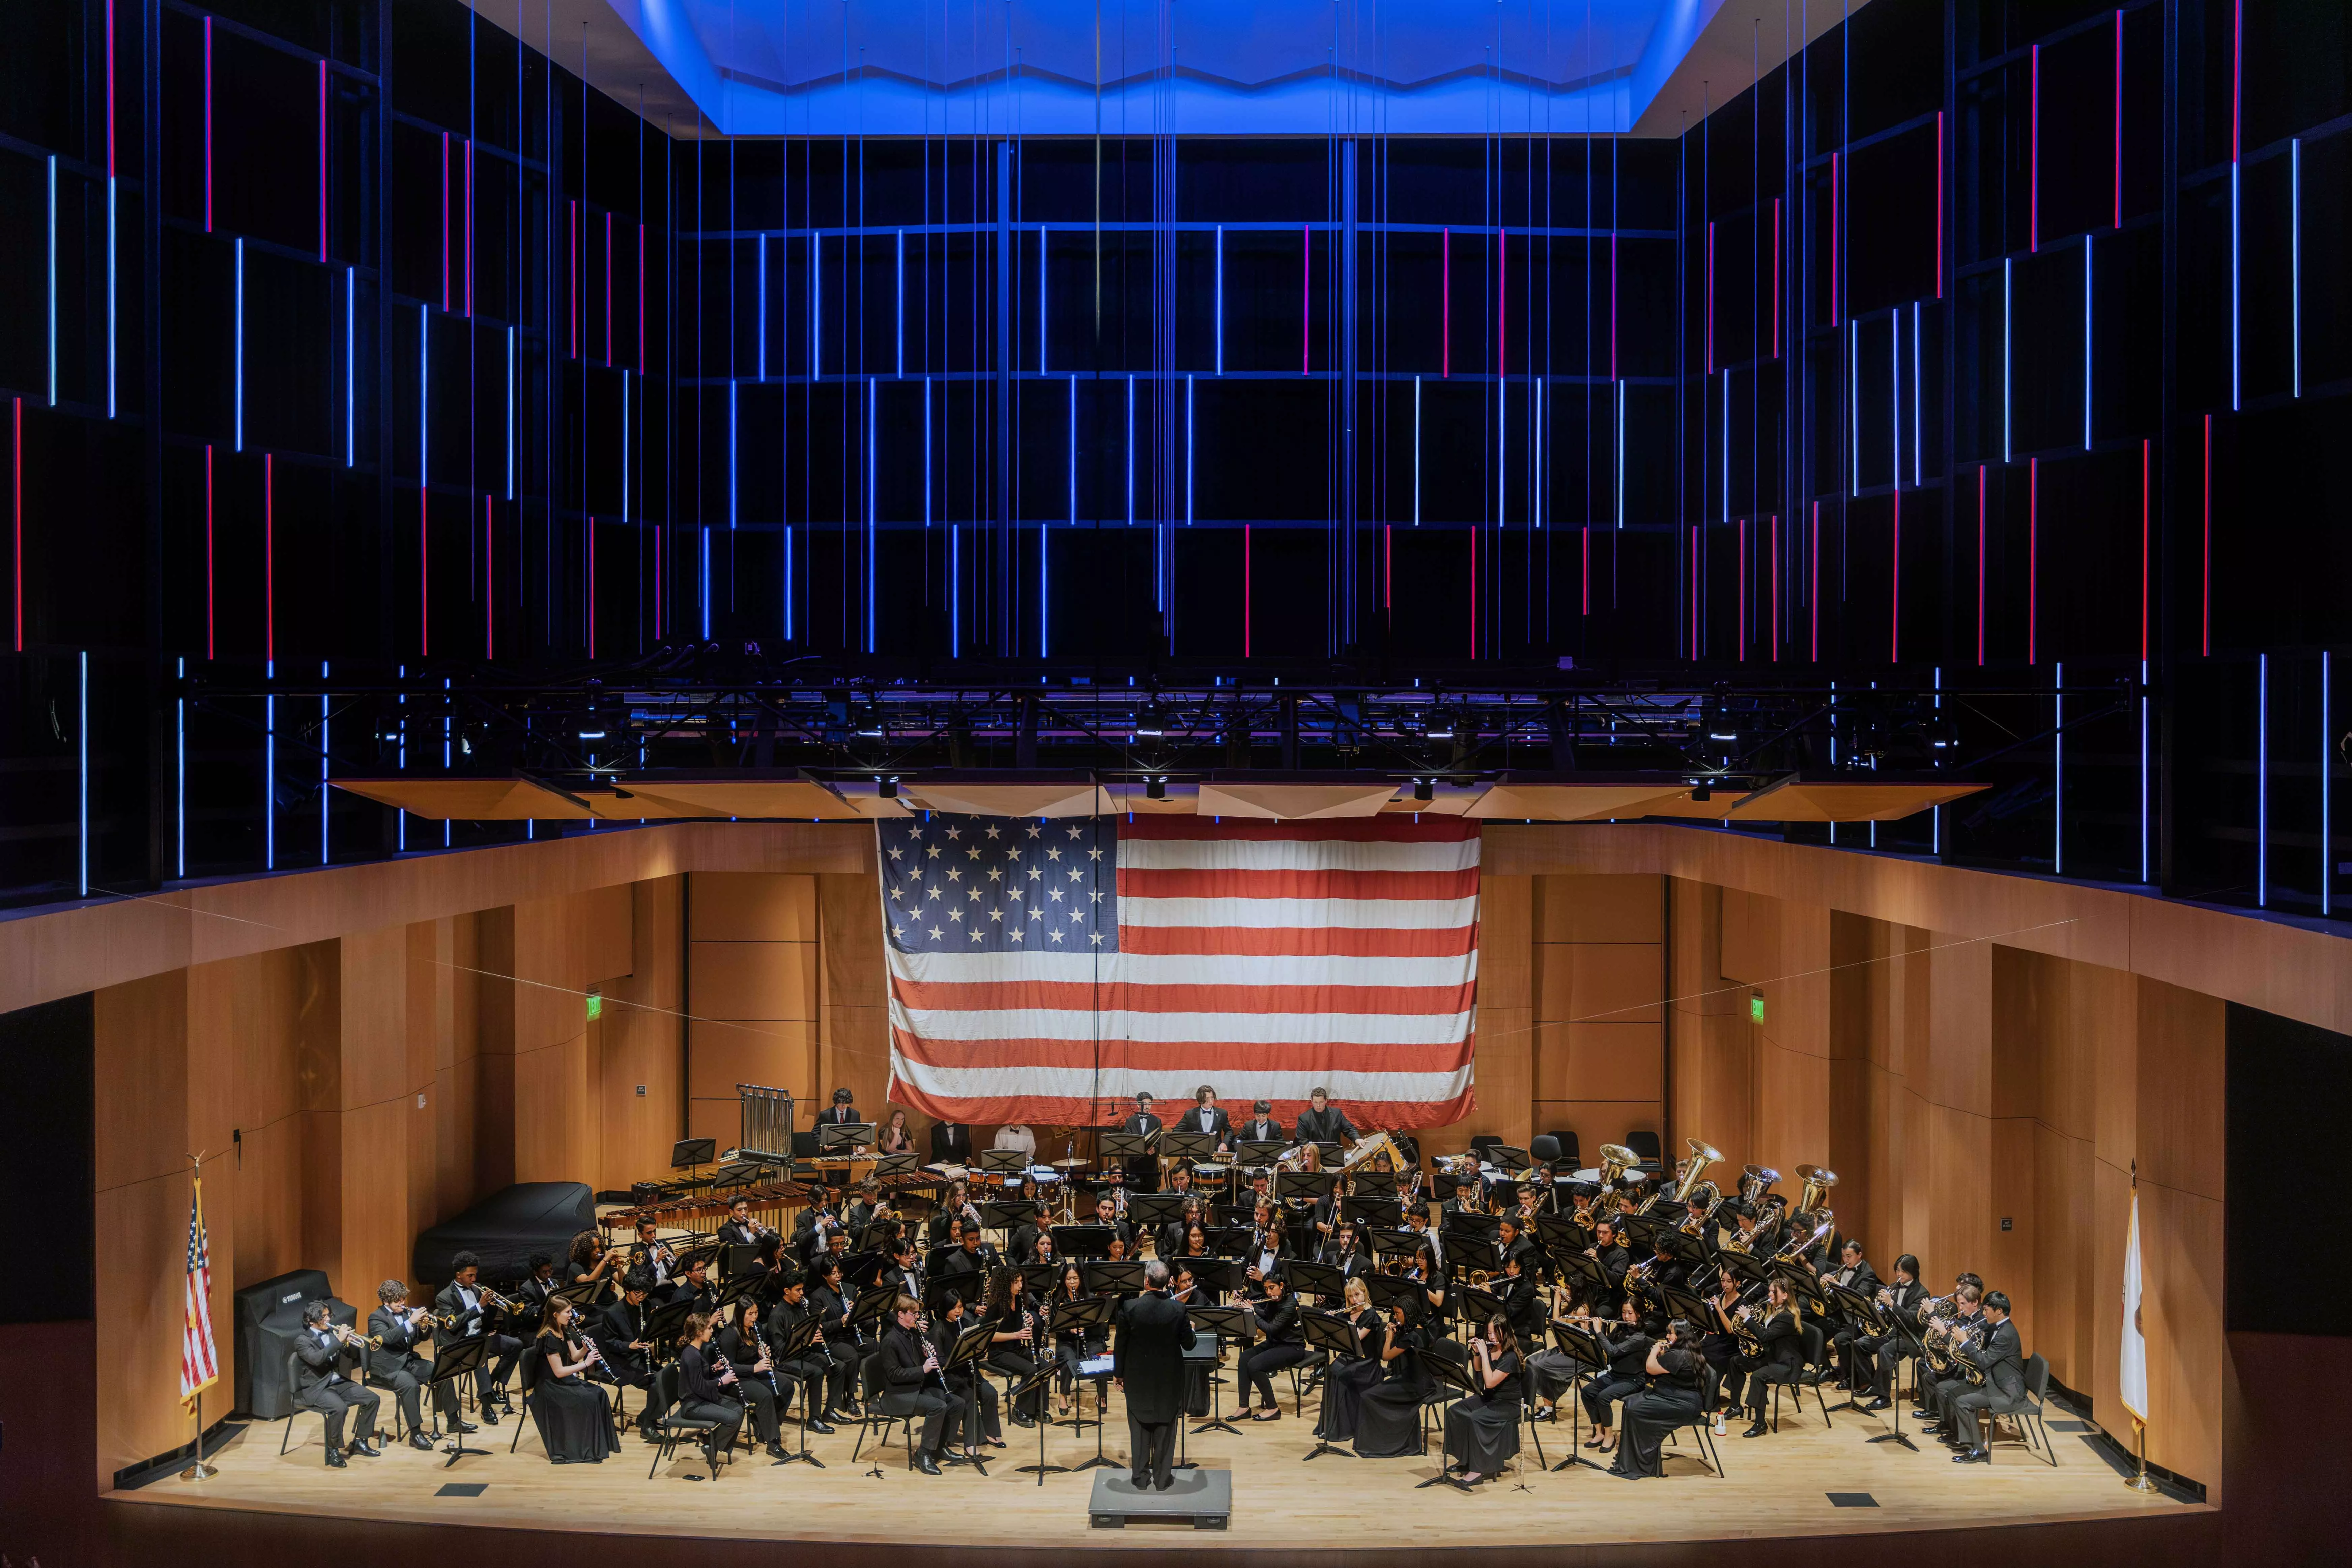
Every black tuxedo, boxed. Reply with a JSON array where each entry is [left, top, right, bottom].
[[929, 1122, 974, 1163], [816, 1104, 862, 1127], [1856, 1279, 1925, 1402], [1113, 1290, 1196, 1488], [364, 1306, 434, 1434], [717, 1219, 767, 1251], [1944, 1317, 2028, 1448], [431, 1280, 524, 1418], [1293, 1105, 1359, 1146], [1175, 1105, 1231, 1144], [291, 1327, 379, 1451], [1237, 1116, 1284, 1145], [1119, 1113, 1164, 1193], [877, 1321, 956, 1454]]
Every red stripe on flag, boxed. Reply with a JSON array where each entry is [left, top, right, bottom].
[[1118, 923, 1478, 958], [889, 1030, 1476, 1075], [1117, 816, 1480, 844], [1116, 865, 1481, 901]]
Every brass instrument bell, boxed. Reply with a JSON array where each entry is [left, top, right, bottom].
[[1738, 1164, 1780, 1206], [1596, 1143, 1641, 1188], [1795, 1163, 1839, 1216], [1667, 1138, 1722, 1204]]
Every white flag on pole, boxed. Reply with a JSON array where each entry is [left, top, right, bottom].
[[2119, 1183, 2148, 1423]]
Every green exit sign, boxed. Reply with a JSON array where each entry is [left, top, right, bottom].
[[1749, 992, 1766, 1024], [585, 993, 604, 1021]]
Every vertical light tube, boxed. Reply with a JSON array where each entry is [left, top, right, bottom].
[[1891, 312, 1901, 492], [2140, 657, 2151, 884], [204, 19, 213, 232], [1215, 226, 1225, 375], [505, 326, 515, 500], [1615, 382, 1625, 529], [1848, 320, 1859, 495], [924, 378, 933, 529], [1185, 376, 1194, 526], [2231, 161, 2241, 412], [2248, 658, 2267, 912], [897, 230, 906, 377], [319, 662, 330, 866], [1912, 301, 1923, 487], [319, 63, 329, 263], [2054, 662, 2064, 877], [440, 677, 450, 848], [2030, 46, 2040, 252], [396, 667, 405, 854], [2084, 235, 2094, 448], [345, 268, 355, 466], [621, 375, 629, 523], [1722, 375, 1730, 523], [79, 649, 89, 896], [47, 156, 57, 406], [757, 236, 767, 380], [2324, 650, 2333, 915], [2292, 140, 2303, 398], [2003, 259, 2013, 463], [700, 529, 710, 639], [867, 378, 877, 653], [1534, 379, 1543, 531], [264, 660, 275, 872], [1933, 667, 1944, 854], [107, 178, 117, 418], [1039, 227, 1048, 374], [811, 233, 821, 381], [2258, 653, 2269, 906], [1413, 377, 1422, 525], [176, 653, 185, 884], [233, 240, 244, 450], [1126, 376, 1135, 528], [418, 309, 427, 654], [728, 381, 738, 533]]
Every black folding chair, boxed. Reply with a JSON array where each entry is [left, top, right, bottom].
[[1769, 1323, 1836, 1432], [645, 1362, 723, 1481]]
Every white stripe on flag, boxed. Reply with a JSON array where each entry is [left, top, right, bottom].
[[1115, 837, 1482, 872], [885, 948, 1478, 988], [889, 1000, 1473, 1046]]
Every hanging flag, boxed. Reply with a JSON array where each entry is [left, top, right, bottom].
[[2119, 1172, 2148, 1424], [180, 1173, 221, 1406], [882, 814, 1480, 1128]]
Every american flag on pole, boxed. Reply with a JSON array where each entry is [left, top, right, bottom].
[[881, 814, 1479, 1129], [180, 1173, 220, 1405]]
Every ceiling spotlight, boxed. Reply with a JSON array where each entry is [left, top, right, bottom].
[[578, 729, 607, 740], [1134, 704, 1168, 739], [1423, 708, 1458, 741], [1146, 775, 1167, 801], [877, 776, 899, 799], [1413, 778, 1434, 803], [1690, 783, 1713, 803]]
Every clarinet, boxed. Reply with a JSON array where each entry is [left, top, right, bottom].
[[752, 1316, 782, 1398]]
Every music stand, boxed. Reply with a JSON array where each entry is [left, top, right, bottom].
[[1161, 1130, 1221, 1165], [1127, 1192, 1188, 1233], [1362, 1272, 1425, 1323], [872, 1150, 921, 1181], [1082, 1260, 1147, 1297], [1536, 1214, 1592, 1254], [645, 1296, 698, 1360], [1446, 1235, 1502, 1282], [1868, 1311, 1924, 1452], [1275, 1170, 1338, 1208], [1234, 1140, 1287, 1167], [818, 1122, 876, 1153], [978, 1199, 1038, 1234], [1411, 1354, 1486, 1495], [1209, 1226, 1257, 1259], [1341, 1194, 1403, 1229], [842, 1250, 886, 1290], [671, 1137, 718, 1181], [427, 1334, 492, 1468], [1189, 1259, 1247, 1302], [978, 1148, 1028, 1177], [1052, 1223, 1116, 1260], [1054, 1295, 1120, 1467], [1284, 1259, 1347, 1304], [1184, 1303, 1253, 1448], [848, 1282, 900, 1338], [1544, 1321, 1611, 1472], [1773, 1260, 1832, 1317], [1100, 1131, 1157, 1166], [1823, 1282, 1879, 1414], [945, 1318, 999, 1473], [1441, 1209, 1502, 1245], [770, 1313, 828, 1469], [1020, 1261, 1065, 1300], [1297, 1309, 1363, 1461]]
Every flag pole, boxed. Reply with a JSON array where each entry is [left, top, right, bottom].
[[180, 1151, 218, 1482], [2125, 1415, 2156, 1493]]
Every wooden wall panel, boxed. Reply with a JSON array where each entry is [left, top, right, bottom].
[[1454, 875, 1531, 1149], [1531, 873, 1663, 944], [1532, 1023, 1662, 1101], [818, 872, 893, 1139], [599, 875, 685, 1190], [687, 874, 821, 1144], [1668, 879, 1751, 1179], [1525, 875, 1660, 1164]]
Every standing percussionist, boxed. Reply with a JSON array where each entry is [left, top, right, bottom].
[[1120, 1092, 1165, 1194], [364, 1280, 441, 1450], [1176, 1085, 1231, 1152], [1292, 1087, 1359, 1149], [1113, 1259, 1195, 1491], [815, 1086, 862, 1127], [1237, 1100, 1284, 1145]]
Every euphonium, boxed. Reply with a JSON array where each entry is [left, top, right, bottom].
[[1596, 1143, 1641, 1189], [1794, 1163, 1839, 1217], [1679, 1179, 1722, 1234], [1738, 1163, 1780, 1208]]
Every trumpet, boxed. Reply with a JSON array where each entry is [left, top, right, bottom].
[[330, 1322, 382, 1350]]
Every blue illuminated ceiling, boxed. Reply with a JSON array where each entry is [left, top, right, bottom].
[[506, 1, 1854, 139]]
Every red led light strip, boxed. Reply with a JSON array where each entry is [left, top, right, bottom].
[[204, 444, 214, 659], [1736, 516, 1746, 659], [2114, 12, 2124, 230], [2202, 415, 2212, 655], [2030, 46, 2040, 254], [203, 20, 213, 233], [2140, 438, 2151, 661], [1830, 153, 1840, 326], [1976, 466, 1987, 667], [1810, 502, 1820, 661], [485, 495, 494, 660]]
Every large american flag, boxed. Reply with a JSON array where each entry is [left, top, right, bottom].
[[881, 813, 1480, 1129], [180, 1174, 220, 1404]]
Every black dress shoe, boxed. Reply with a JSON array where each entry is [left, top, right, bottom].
[[409, 1432, 436, 1452], [806, 1419, 837, 1436], [1864, 1397, 1892, 1412], [1953, 1447, 1989, 1464], [479, 1408, 500, 1426], [1012, 1412, 1035, 1428], [916, 1454, 944, 1475], [347, 1439, 381, 1458], [325, 1450, 348, 1469], [1741, 1420, 1769, 1439], [451, 1419, 481, 1434], [765, 1442, 788, 1459]]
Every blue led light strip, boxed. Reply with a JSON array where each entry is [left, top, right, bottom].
[[107, 179, 117, 418], [233, 239, 245, 450], [1413, 377, 1421, 525], [897, 230, 906, 377], [757, 236, 767, 380], [1215, 226, 1224, 375], [2003, 259, 2013, 464]]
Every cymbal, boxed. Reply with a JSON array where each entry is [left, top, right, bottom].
[[1051, 1158, 1090, 1169]]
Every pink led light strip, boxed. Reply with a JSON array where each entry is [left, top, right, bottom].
[[204, 444, 214, 659], [10, 397, 20, 653], [1976, 467, 1987, 667], [1890, 491, 1901, 663], [2030, 47, 2040, 254], [203, 20, 213, 232], [1442, 229, 1451, 378], [485, 496, 494, 659], [264, 455, 275, 663], [440, 133, 450, 311], [2028, 458, 2039, 666], [318, 62, 328, 262]]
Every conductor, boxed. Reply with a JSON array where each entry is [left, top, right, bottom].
[[1113, 1259, 1195, 1491]]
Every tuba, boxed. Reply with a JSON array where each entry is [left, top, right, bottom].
[[1679, 1179, 1722, 1234], [1738, 1164, 1780, 1207], [1795, 1163, 1839, 1217], [1596, 1143, 1641, 1189], [1666, 1139, 1722, 1205]]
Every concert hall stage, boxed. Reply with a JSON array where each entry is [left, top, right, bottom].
[[110, 1384, 2196, 1564]]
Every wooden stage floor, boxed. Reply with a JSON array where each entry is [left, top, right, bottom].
[[113, 1380, 2195, 1551]]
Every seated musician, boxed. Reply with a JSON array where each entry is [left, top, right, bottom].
[[1244, 1210, 1291, 1296], [1919, 1280, 1989, 1433], [1164, 1164, 1198, 1203], [1046, 1263, 1099, 1417], [291, 1301, 381, 1466], [878, 1294, 957, 1474], [564, 1229, 624, 1307], [1401, 1202, 1445, 1275], [985, 1268, 1048, 1425], [718, 1195, 770, 1252], [1089, 1191, 1134, 1255], [992, 1120, 1038, 1157], [1169, 1218, 1214, 1269], [433, 1251, 523, 1426], [1525, 1276, 1597, 1418], [1699, 1267, 1745, 1415], [1584, 1218, 1632, 1315], [1854, 1253, 1925, 1411], [765, 1271, 842, 1432], [880, 1235, 924, 1301], [1733, 1279, 1806, 1438], [597, 1267, 665, 1435], [1577, 1301, 1656, 1455], [845, 1181, 882, 1235], [1819, 1237, 1882, 1387], [1495, 1214, 1539, 1277], [1322, 1219, 1371, 1277], [660, 1255, 716, 1315], [938, 1225, 990, 1287], [517, 1252, 559, 1325], [928, 1285, 1004, 1448], [877, 1106, 917, 1154], [808, 1255, 871, 1419], [1943, 1289, 2026, 1464], [364, 1280, 443, 1450], [1158, 1195, 1206, 1259], [715, 1298, 790, 1457], [1234, 1271, 1304, 1421], [630, 1216, 679, 1289]]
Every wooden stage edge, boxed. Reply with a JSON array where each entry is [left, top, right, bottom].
[[105, 1390, 2206, 1566]]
